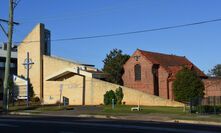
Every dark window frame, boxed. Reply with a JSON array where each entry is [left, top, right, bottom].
[[134, 64, 141, 81]]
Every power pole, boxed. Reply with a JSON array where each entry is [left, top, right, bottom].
[[3, 0, 16, 112]]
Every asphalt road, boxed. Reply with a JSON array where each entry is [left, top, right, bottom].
[[0, 115, 221, 133]]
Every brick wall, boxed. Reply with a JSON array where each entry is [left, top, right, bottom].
[[122, 50, 154, 94], [203, 78, 221, 97], [122, 50, 173, 100], [158, 67, 169, 99]]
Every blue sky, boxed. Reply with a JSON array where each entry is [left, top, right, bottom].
[[0, 0, 221, 73]]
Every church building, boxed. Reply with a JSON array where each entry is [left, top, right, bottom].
[[14, 23, 183, 107], [123, 49, 207, 100]]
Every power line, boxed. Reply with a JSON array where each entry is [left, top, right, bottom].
[[14, 18, 221, 44], [17, 1, 147, 23]]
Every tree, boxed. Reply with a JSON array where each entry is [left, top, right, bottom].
[[104, 90, 116, 105], [115, 87, 124, 104], [173, 67, 205, 103], [103, 87, 124, 105], [102, 49, 130, 85], [208, 64, 221, 77], [28, 82, 35, 98]]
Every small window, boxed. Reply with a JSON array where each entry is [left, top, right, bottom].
[[0, 62, 5, 67], [134, 64, 141, 81]]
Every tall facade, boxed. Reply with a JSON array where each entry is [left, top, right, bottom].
[[18, 24, 46, 99], [122, 49, 207, 100]]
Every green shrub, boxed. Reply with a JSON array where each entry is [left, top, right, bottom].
[[173, 67, 204, 103], [104, 87, 124, 105], [104, 90, 116, 105], [115, 87, 124, 105]]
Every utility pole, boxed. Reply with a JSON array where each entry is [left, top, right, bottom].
[[2, 0, 20, 112]]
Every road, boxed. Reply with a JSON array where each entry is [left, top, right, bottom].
[[0, 115, 220, 133]]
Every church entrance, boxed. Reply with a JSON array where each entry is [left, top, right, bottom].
[[152, 65, 159, 96]]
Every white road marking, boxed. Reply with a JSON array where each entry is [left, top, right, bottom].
[[0, 119, 219, 133], [59, 131, 77, 133], [0, 123, 18, 127]]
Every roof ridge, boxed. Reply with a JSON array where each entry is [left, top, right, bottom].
[[136, 49, 206, 78], [138, 49, 185, 58], [48, 55, 94, 67]]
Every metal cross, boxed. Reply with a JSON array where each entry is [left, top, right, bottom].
[[22, 52, 34, 107]]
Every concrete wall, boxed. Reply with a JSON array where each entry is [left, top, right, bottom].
[[85, 78, 183, 106], [43, 75, 183, 107], [43, 55, 79, 79], [43, 55, 85, 104], [43, 75, 84, 105], [43, 55, 97, 79]]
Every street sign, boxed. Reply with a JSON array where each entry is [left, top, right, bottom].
[[63, 96, 69, 106]]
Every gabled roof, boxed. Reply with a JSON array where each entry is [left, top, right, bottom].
[[138, 49, 207, 79]]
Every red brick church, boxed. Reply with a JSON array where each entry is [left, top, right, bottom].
[[122, 49, 207, 100]]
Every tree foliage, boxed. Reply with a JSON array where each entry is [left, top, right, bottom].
[[102, 49, 130, 85], [28, 82, 35, 98], [104, 90, 116, 105], [173, 67, 204, 103], [208, 64, 221, 77]]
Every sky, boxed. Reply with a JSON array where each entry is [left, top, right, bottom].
[[0, 0, 221, 73]]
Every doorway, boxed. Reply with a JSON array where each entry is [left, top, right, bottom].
[[152, 65, 159, 96]]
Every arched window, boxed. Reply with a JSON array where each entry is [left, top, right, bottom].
[[134, 64, 141, 81]]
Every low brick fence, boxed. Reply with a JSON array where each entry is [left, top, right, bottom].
[[201, 96, 221, 106]]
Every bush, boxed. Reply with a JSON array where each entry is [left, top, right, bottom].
[[115, 87, 124, 105], [104, 90, 116, 105], [104, 87, 124, 105], [173, 67, 204, 103]]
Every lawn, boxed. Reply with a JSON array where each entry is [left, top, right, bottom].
[[3, 104, 66, 112], [1, 104, 221, 123], [102, 105, 187, 115], [99, 105, 221, 123]]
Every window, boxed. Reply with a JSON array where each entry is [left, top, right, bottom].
[[44, 29, 51, 55], [0, 62, 5, 67], [10, 63, 16, 68], [134, 64, 141, 81]]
